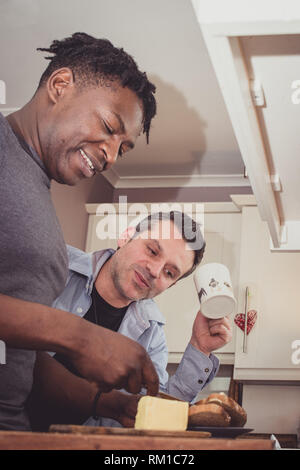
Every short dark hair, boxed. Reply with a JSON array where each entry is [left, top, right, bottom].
[[37, 32, 156, 142], [134, 211, 206, 280]]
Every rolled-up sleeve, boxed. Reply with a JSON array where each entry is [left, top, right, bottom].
[[166, 343, 220, 402]]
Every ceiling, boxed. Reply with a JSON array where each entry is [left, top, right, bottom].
[[192, 0, 300, 250], [0, 0, 249, 189]]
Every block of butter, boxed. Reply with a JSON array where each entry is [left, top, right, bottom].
[[135, 396, 189, 431]]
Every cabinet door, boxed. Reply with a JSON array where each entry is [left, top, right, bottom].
[[85, 211, 118, 252], [234, 206, 300, 380]]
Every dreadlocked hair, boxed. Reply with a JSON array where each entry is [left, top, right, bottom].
[[37, 32, 156, 142]]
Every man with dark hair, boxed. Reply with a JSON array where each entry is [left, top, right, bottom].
[[0, 33, 158, 431], [8, 32, 156, 185], [36, 33, 156, 144], [28, 212, 232, 430], [134, 211, 206, 278]]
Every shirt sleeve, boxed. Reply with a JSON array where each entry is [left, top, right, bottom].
[[165, 343, 220, 402], [145, 325, 170, 390], [132, 325, 219, 403], [146, 323, 220, 402]]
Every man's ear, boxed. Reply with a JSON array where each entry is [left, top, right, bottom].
[[118, 226, 136, 248], [46, 68, 74, 104]]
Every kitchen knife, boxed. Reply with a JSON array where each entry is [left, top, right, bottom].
[[157, 391, 190, 404]]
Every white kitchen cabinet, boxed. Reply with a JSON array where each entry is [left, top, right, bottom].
[[189, 1, 300, 381], [85, 202, 242, 364], [191, 0, 300, 252], [234, 204, 300, 380]]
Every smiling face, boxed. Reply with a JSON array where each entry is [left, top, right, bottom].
[[38, 70, 144, 185], [97, 220, 195, 306]]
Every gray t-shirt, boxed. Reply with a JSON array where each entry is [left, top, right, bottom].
[[0, 112, 68, 430]]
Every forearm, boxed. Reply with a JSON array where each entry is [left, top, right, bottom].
[[27, 351, 98, 429], [27, 352, 130, 429], [190, 336, 210, 356], [0, 293, 86, 357], [166, 343, 219, 401], [96, 390, 132, 421], [0, 294, 159, 397]]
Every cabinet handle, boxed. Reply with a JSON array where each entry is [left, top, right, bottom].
[[243, 287, 249, 353]]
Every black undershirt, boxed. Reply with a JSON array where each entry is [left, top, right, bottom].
[[84, 285, 128, 331], [54, 285, 128, 377]]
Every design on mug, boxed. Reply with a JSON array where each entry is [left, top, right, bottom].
[[209, 278, 219, 288], [198, 288, 207, 302], [224, 281, 232, 290]]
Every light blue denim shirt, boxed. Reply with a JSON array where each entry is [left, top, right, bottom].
[[52, 245, 220, 427]]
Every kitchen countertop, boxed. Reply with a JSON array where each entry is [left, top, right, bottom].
[[0, 431, 274, 450]]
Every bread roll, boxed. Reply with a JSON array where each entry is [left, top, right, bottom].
[[188, 403, 231, 427], [205, 393, 247, 427], [193, 398, 207, 406]]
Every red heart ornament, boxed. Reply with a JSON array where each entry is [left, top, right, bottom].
[[234, 310, 257, 335]]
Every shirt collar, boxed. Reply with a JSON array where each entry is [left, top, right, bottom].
[[67, 245, 114, 276], [92, 248, 115, 282], [133, 299, 166, 325]]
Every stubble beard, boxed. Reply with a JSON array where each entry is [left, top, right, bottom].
[[111, 264, 153, 303]]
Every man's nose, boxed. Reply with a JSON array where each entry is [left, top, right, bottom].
[[104, 137, 121, 169], [147, 259, 164, 279]]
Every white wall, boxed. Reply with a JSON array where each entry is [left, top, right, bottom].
[[243, 384, 300, 435]]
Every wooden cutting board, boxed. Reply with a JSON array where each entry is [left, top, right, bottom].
[[49, 424, 211, 439], [0, 430, 274, 450]]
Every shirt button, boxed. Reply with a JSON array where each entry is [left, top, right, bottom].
[[204, 368, 210, 373], [77, 307, 83, 313], [198, 379, 203, 384]]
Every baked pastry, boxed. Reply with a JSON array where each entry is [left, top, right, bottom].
[[188, 403, 231, 427], [194, 393, 247, 427], [205, 393, 247, 427]]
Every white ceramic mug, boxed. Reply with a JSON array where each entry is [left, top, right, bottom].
[[193, 263, 237, 319]]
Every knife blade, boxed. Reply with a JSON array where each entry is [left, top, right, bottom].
[[157, 391, 189, 404]]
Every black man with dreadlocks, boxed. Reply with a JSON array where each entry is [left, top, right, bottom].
[[0, 33, 158, 431]]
